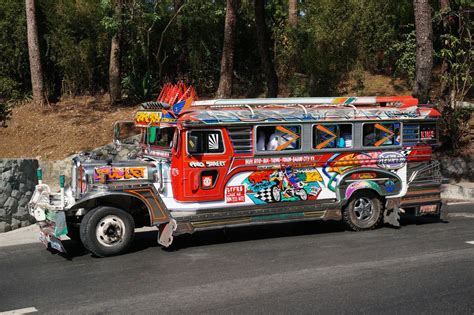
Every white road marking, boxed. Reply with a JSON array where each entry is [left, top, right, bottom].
[[449, 213, 474, 218], [466, 241, 474, 245], [447, 201, 474, 205], [0, 307, 38, 314]]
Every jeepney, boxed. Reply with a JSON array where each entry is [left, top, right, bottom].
[[28, 85, 443, 257]]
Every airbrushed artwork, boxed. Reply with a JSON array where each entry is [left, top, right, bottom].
[[242, 167, 323, 204], [238, 149, 410, 205]]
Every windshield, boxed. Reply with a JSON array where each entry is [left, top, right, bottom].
[[146, 127, 176, 150]]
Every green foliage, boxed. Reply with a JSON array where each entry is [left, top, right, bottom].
[[0, 0, 467, 103], [39, 0, 109, 96], [440, 106, 473, 154], [0, 77, 21, 100], [434, 4, 473, 155], [0, 0, 29, 99], [389, 30, 417, 84], [438, 34, 472, 104]]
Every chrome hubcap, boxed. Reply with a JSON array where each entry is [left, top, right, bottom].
[[96, 215, 125, 247], [353, 197, 374, 221]]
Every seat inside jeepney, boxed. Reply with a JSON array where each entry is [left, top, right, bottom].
[[256, 126, 301, 151]]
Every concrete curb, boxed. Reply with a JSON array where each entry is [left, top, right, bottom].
[[0, 224, 39, 247], [441, 183, 474, 201]]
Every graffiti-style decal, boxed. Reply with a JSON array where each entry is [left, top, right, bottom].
[[94, 167, 148, 181], [208, 133, 220, 150], [225, 185, 246, 203], [345, 181, 382, 200], [377, 152, 406, 170], [189, 161, 226, 168], [242, 166, 322, 204], [135, 111, 177, 125]]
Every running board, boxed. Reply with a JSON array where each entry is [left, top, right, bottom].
[[173, 200, 341, 234]]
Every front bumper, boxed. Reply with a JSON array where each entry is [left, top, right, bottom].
[[38, 221, 67, 253], [28, 184, 70, 252]]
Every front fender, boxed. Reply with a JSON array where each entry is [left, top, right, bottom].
[[70, 186, 170, 225]]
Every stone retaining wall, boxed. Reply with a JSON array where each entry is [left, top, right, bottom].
[[0, 159, 38, 233]]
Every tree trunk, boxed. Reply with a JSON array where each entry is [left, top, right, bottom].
[[288, 0, 297, 27], [216, 0, 241, 98], [25, 0, 45, 106], [109, 0, 123, 105], [438, 0, 451, 98], [413, 0, 433, 103], [255, 0, 278, 97]]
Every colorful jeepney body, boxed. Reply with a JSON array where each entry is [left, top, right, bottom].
[[28, 87, 443, 256]]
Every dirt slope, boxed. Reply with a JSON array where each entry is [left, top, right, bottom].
[[0, 95, 138, 159]]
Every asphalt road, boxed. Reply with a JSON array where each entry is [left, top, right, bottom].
[[1, 203, 473, 314]]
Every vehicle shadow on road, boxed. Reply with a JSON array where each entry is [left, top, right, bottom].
[[165, 221, 347, 252], [60, 215, 447, 258]]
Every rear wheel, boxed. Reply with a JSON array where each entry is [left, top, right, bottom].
[[343, 192, 383, 231], [80, 206, 135, 257]]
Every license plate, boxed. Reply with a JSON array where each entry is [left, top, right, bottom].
[[420, 204, 438, 214]]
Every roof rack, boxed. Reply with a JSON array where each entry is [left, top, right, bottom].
[[192, 96, 418, 108]]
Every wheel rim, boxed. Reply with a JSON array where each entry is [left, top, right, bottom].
[[272, 187, 281, 202], [96, 215, 126, 247], [299, 189, 307, 200], [353, 197, 374, 221]]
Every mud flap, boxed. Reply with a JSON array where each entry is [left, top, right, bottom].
[[158, 219, 177, 247], [384, 198, 401, 228], [39, 227, 67, 253]]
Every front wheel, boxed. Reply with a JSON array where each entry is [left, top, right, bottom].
[[343, 192, 383, 231], [80, 206, 135, 257]]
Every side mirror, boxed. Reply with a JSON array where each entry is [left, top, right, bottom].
[[187, 135, 199, 154], [113, 121, 140, 145]]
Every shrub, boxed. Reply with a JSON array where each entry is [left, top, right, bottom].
[[0, 102, 12, 128]]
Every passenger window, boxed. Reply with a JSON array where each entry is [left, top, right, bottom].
[[256, 125, 301, 151], [188, 130, 224, 154], [313, 124, 352, 149], [363, 123, 401, 147]]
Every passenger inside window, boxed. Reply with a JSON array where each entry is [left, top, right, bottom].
[[256, 126, 300, 151], [363, 123, 400, 147], [314, 124, 352, 149]]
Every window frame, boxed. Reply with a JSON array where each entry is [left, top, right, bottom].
[[185, 129, 226, 156], [254, 124, 303, 153], [312, 123, 354, 150], [361, 121, 403, 149], [145, 126, 177, 151]]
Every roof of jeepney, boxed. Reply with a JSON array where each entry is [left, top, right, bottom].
[[134, 97, 441, 127], [178, 105, 441, 125]]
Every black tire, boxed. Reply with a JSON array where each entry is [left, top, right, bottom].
[[80, 206, 135, 257], [343, 191, 383, 231], [66, 223, 81, 242]]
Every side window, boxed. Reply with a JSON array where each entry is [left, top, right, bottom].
[[188, 130, 224, 154], [363, 122, 401, 147], [256, 125, 301, 151], [313, 124, 352, 149]]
